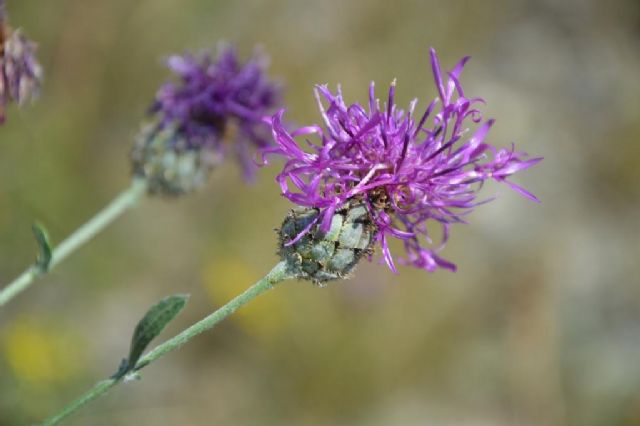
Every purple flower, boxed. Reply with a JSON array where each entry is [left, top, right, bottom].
[[151, 44, 281, 180], [0, 2, 43, 123], [262, 48, 541, 273]]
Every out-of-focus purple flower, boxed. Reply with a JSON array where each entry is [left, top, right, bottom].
[[150, 44, 281, 180], [0, 2, 43, 123], [262, 48, 541, 273]]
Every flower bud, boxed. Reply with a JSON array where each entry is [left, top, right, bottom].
[[278, 201, 377, 285], [130, 123, 220, 196]]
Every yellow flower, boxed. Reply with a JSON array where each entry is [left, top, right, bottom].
[[2, 317, 85, 389]]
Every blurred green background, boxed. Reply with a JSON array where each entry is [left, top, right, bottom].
[[1, 0, 640, 425]]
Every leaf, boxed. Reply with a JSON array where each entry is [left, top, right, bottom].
[[125, 294, 189, 374], [32, 222, 52, 272]]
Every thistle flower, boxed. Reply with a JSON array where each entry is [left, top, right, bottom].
[[263, 48, 541, 278], [132, 45, 281, 195], [0, 1, 43, 123]]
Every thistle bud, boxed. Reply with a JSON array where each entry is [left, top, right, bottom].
[[278, 201, 377, 285], [130, 123, 220, 196]]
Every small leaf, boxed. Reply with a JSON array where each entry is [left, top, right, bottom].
[[111, 358, 129, 380], [32, 222, 52, 272], [126, 294, 189, 373]]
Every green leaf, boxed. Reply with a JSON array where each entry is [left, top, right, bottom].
[[32, 222, 52, 273], [124, 294, 189, 375]]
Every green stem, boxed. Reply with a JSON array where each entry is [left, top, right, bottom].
[[40, 379, 118, 426], [40, 261, 292, 426], [0, 179, 148, 307]]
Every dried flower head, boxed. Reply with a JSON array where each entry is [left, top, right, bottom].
[[0, 2, 43, 123], [263, 48, 541, 275]]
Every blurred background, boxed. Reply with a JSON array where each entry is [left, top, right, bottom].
[[1, 0, 639, 424]]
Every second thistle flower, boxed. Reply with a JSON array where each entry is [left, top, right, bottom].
[[132, 45, 281, 195]]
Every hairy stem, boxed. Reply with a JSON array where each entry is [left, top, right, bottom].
[[0, 179, 148, 307], [40, 261, 292, 425]]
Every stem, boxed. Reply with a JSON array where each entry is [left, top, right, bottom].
[[40, 379, 118, 426], [40, 261, 292, 426], [0, 179, 148, 307]]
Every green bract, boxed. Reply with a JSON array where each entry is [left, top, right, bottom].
[[131, 123, 219, 196], [278, 201, 377, 285]]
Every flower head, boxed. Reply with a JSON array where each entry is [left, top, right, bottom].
[[263, 48, 541, 273], [0, 2, 43, 123], [132, 44, 282, 195], [151, 44, 281, 179]]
